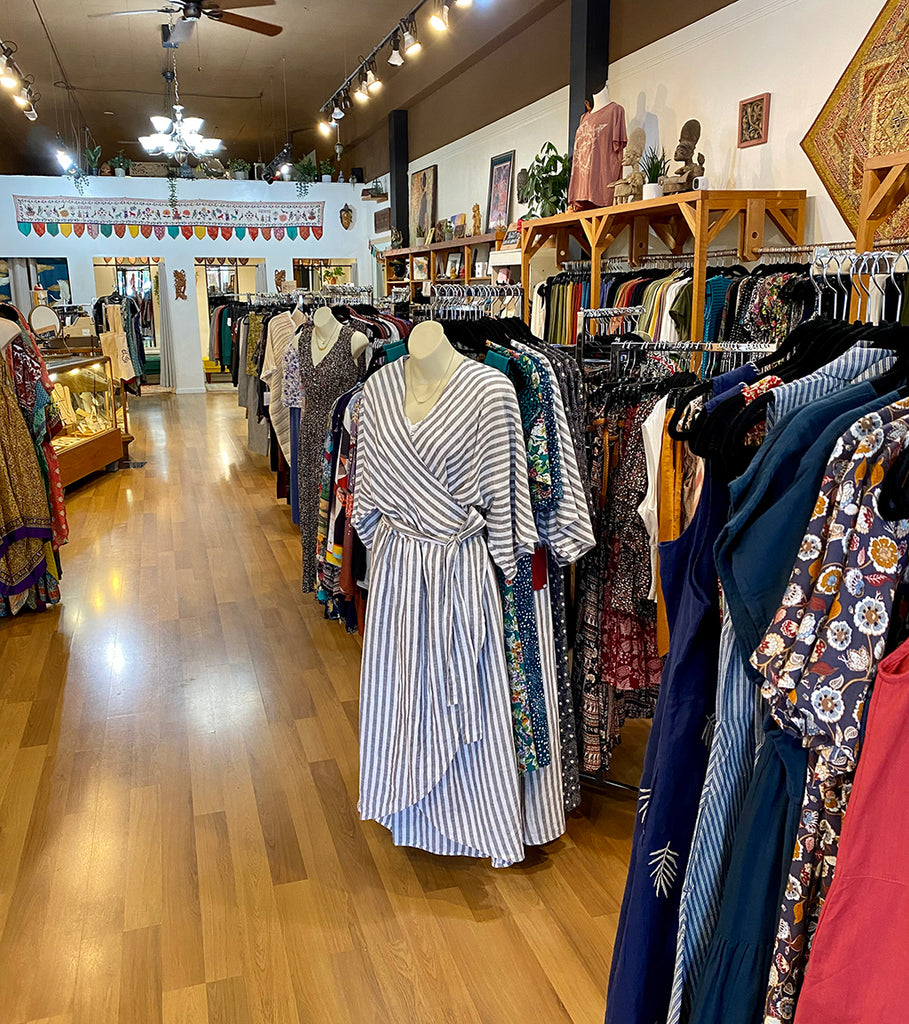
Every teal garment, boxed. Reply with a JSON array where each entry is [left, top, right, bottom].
[[219, 309, 233, 371]]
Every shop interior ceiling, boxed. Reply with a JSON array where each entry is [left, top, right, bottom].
[[0, 0, 570, 175]]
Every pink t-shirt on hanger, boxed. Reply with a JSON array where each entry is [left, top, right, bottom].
[[568, 102, 628, 210]]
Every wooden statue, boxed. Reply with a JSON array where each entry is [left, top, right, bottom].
[[173, 269, 187, 301], [275, 269, 286, 290], [661, 119, 705, 194], [610, 127, 646, 204], [471, 203, 482, 237]]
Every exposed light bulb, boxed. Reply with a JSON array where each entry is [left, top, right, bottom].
[[403, 19, 421, 54], [319, 118, 332, 135], [23, 106, 37, 121], [430, 1, 450, 30], [0, 67, 18, 89], [388, 32, 405, 66], [13, 88, 28, 108], [456, 0, 472, 6], [56, 148, 73, 172]]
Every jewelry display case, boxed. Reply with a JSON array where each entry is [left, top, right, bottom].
[[45, 354, 128, 486]]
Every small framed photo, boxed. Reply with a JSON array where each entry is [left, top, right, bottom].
[[486, 150, 515, 233], [412, 256, 429, 281], [496, 267, 512, 285], [445, 252, 462, 279], [738, 93, 770, 148], [473, 260, 488, 280]]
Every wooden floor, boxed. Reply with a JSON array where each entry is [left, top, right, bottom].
[[0, 391, 646, 1024]]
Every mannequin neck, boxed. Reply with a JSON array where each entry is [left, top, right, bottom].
[[405, 321, 464, 422], [591, 84, 610, 111]]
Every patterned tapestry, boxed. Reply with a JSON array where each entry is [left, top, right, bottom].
[[11, 195, 325, 241], [801, 0, 909, 238]]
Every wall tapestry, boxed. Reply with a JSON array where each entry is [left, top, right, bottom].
[[12, 195, 326, 240], [802, 0, 909, 237]]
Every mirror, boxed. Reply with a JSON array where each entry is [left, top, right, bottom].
[[29, 303, 62, 338]]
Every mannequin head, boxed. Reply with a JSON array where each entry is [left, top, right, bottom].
[[313, 306, 340, 331], [408, 319, 447, 360]]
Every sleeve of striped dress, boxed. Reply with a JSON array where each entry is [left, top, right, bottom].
[[350, 388, 382, 548], [478, 376, 539, 579]]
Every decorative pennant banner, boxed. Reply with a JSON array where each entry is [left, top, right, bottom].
[[11, 195, 327, 242]]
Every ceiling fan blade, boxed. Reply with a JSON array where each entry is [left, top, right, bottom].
[[211, 10, 282, 35], [208, 0, 276, 9], [88, 9, 173, 17]]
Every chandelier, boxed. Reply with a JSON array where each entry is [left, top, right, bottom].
[[138, 52, 221, 163]]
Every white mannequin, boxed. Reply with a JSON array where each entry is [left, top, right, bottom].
[[311, 306, 368, 366], [404, 320, 465, 424], [0, 318, 18, 353], [591, 83, 610, 111]]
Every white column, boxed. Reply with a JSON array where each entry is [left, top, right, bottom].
[[160, 256, 206, 394], [265, 253, 295, 293]]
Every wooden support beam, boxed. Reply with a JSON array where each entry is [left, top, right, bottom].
[[630, 216, 650, 265], [741, 198, 767, 259], [705, 206, 739, 246]]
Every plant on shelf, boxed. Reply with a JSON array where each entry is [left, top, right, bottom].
[[293, 157, 316, 198], [228, 158, 250, 180], [518, 142, 572, 218], [321, 265, 346, 287], [641, 146, 669, 183], [85, 144, 102, 175], [369, 177, 386, 198], [109, 150, 132, 176], [416, 223, 426, 245], [319, 158, 334, 182]]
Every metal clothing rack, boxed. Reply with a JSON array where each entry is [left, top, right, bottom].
[[424, 282, 524, 321], [321, 284, 374, 304]]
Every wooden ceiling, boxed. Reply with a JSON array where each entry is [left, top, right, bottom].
[[0, 0, 568, 174]]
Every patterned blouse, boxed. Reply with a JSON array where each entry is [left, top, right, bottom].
[[282, 343, 303, 410], [750, 397, 909, 1023]]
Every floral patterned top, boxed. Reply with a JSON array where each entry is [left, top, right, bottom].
[[750, 397, 909, 1023], [282, 343, 303, 409]]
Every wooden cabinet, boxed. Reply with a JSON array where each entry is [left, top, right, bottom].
[[380, 230, 506, 299]]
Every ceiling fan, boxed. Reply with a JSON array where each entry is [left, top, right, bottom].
[[89, 0, 282, 38]]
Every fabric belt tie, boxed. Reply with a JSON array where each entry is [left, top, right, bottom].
[[377, 509, 488, 746]]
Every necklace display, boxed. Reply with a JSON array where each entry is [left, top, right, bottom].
[[407, 349, 459, 407], [314, 320, 341, 352]]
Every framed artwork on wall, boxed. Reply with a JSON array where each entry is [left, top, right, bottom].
[[445, 252, 462, 279], [412, 256, 429, 281], [486, 150, 515, 233], [409, 165, 437, 242], [738, 93, 771, 148]]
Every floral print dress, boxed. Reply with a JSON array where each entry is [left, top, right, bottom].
[[750, 397, 909, 1023]]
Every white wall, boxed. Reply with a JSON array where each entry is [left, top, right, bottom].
[[606, 0, 883, 243], [412, 0, 884, 249], [0, 175, 370, 392], [409, 88, 570, 229]]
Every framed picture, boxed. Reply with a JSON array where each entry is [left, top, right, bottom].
[[409, 165, 437, 242], [738, 93, 771, 148], [412, 256, 429, 282], [473, 260, 488, 280], [486, 151, 515, 233], [500, 222, 522, 250], [445, 252, 462, 279]]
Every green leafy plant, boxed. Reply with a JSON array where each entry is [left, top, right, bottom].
[[322, 265, 346, 286], [72, 173, 89, 196], [166, 168, 179, 209], [517, 142, 572, 218], [294, 157, 317, 182], [228, 158, 250, 173], [85, 144, 102, 171], [318, 158, 334, 179], [640, 146, 669, 184], [109, 150, 132, 171]]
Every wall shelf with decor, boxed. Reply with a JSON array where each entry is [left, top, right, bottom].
[[519, 189, 806, 337], [380, 230, 505, 297]]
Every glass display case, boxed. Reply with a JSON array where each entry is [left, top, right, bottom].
[[45, 354, 127, 486]]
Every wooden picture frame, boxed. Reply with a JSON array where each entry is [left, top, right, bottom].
[[738, 93, 771, 148], [486, 150, 515, 233], [409, 165, 437, 242]]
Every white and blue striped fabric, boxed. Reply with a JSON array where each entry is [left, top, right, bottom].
[[352, 357, 541, 867]]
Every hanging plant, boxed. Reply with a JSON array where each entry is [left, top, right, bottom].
[[166, 169, 179, 210], [71, 173, 89, 196], [293, 158, 316, 199]]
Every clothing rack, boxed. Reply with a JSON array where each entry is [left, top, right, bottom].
[[424, 283, 524, 321], [321, 284, 374, 304]]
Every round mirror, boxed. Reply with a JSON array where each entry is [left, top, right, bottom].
[[29, 303, 62, 338]]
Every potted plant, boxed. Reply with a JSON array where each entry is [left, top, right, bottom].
[[319, 158, 334, 183], [228, 158, 250, 180], [109, 151, 132, 177], [322, 265, 346, 287], [517, 142, 572, 218], [415, 222, 426, 246], [641, 146, 669, 200], [85, 144, 102, 176]]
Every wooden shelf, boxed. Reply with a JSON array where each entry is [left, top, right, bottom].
[[520, 188, 806, 335], [380, 230, 506, 297]]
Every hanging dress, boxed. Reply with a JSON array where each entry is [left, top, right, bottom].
[[352, 358, 538, 866], [297, 322, 362, 593]]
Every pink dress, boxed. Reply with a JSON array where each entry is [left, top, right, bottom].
[[568, 102, 627, 209]]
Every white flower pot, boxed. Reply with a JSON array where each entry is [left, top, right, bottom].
[[321, 174, 332, 183], [231, 170, 248, 180], [643, 182, 663, 201], [113, 168, 126, 177]]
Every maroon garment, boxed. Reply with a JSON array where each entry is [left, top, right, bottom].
[[568, 102, 627, 209]]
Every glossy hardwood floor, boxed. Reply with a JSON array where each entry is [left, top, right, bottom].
[[0, 391, 646, 1024]]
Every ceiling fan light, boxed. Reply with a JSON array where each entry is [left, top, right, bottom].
[[138, 135, 156, 151], [150, 114, 172, 132], [182, 116, 204, 134]]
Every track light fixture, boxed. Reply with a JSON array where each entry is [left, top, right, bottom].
[[387, 30, 405, 66], [402, 16, 421, 55], [0, 40, 38, 119], [262, 141, 292, 184], [430, 0, 451, 30], [315, 0, 479, 135]]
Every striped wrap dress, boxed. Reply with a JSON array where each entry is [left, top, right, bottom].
[[352, 357, 539, 867]]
